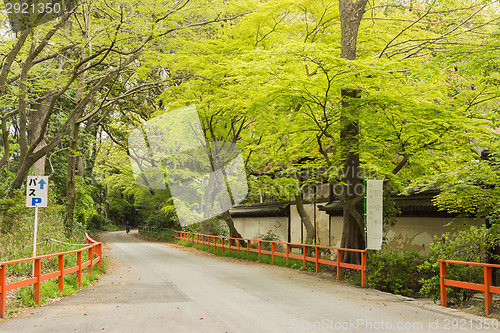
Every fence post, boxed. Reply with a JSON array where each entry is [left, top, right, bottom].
[[192, 233, 195, 246], [484, 266, 493, 316], [439, 260, 447, 307], [34, 258, 41, 304], [58, 254, 64, 292], [286, 244, 290, 264], [214, 237, 217, 252], [315, 246, 320, 273], [0, 264, 6, 318], [336, 249, 342, 280], [222, 237, 225, 254], [247, 240, 250, 258], [361, 251, 367, 288], [258, 241, 262, 261], [237, 239, 241, 254], [88, 246, 94, 275], [197, 234, 200, 245], [272, 242, 276, 264], [77, 251, 82, 287], [303, 245, 307, 269], [98, 243, 102, 269]]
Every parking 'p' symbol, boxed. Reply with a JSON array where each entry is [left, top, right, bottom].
[[31, 198, 42, 206]]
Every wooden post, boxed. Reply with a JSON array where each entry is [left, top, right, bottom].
[[98, 243, 102, 269], [286, 244, 290, 264], [34, 258, 41, 304], [222, 237, 225, 254], [77, 251, 82, 287], [272, 242, 276, 264], [315, 246, 320, 273], [484, 266, 493, 316], [247, 240, 250, 258], [0, 264, 6, 318], [303, 245, 307, 269], [58, 254, 64, 292], [361, 251, 367, 288], [258, 241, 262, 261], [337, 249, 342, 280], [439, 260, 447, 307], [88, 247, 94, 275]]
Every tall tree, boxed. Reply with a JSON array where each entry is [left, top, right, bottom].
[[338, 0, 367, 261]]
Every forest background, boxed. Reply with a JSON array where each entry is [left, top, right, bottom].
[[1, 0, 500, 289]]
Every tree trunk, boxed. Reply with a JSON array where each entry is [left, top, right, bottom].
[[28, 97, 55, 175], [339, 88, 364, 264], [339, 0, 367, 61], [64, 7, 90, 236], [295, 192, 315, 242], [221, 210, 246, 246], [64, 122, 80, 236], [339, 0, 368, 264]]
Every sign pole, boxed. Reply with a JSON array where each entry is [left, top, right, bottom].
[[32, 205, 39, 277], [33, 206, 39, 272]]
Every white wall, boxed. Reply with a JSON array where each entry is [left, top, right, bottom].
[[232, 216, 288, 242], [330, 215, 484, 253], [232, 204, 485, 254]]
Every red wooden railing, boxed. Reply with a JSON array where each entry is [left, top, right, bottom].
[[175, 231, 367, 287], [0, 233, 102, 318], [438, 259, 500, 315]]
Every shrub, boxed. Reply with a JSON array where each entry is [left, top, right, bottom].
[[367, 247, 427, 297], [181, 222, 203, 234], [418, 225, 500, 303], [87, 214, 114, 231], [255, 231, 281, 251]]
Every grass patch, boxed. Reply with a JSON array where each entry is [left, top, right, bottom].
[[12, 260, 107, 309], [176, 240, 323, 274], [139, 228, 176, 242]]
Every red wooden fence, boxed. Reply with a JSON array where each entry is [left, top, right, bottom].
[[438, 259, 500, 315], [0, 233, 102, 318], [175, 231, 367, 287]]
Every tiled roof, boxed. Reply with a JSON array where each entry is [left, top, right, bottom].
[[230, 202, 291, 217]]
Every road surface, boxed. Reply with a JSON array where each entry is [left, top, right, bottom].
[[0, 231, 495, 332]]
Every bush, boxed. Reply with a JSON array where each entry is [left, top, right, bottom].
[[181, 222, 203, 234], [87, 214, 114, 231], [368, 247, 427, 297], [255, 231, 281, 251], [418, 225, 500, 303]]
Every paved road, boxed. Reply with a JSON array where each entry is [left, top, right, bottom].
[[0, 231, 495, 332]]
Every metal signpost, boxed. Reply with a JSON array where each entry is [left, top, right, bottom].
[[26, 176, 48, 274], [365, 179, 383, 250]]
